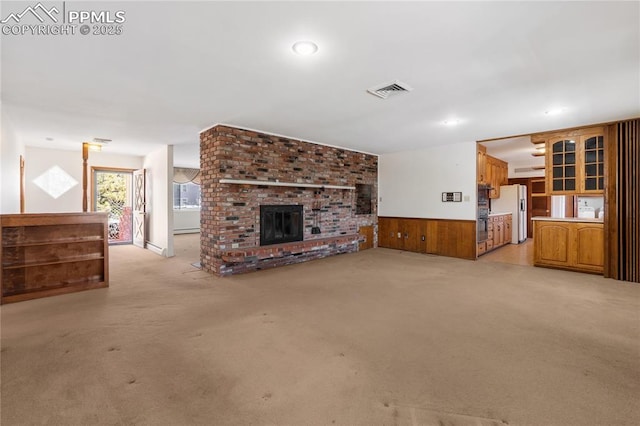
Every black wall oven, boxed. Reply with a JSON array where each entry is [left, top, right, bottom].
[[477, 184, 490, 242]]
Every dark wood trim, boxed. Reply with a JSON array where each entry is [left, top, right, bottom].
[[19, 155, 25, 213], [604, 119, 640, 282], [82, 143, 89, 212], [604, 124, 617, 278], [476, 116, 640, 143], [378, 216, 475, 224]]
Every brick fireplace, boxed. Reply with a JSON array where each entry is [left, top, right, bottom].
[[200, 125, 378, 276]]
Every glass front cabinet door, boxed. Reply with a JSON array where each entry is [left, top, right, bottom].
[[546, 132, 604, 195], [582, 134, 604, 192], [550, 138, 577, 193]]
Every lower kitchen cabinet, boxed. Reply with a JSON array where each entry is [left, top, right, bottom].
[[478, 213, 512, 256], [533, 219, 604, 274]]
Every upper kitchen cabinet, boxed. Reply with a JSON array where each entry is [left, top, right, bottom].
[[487, 155, 508, 198], [476, 143, 507, 198], [535, 126, 605, 195], [582, 134, 605, 192], [477, 143, 487, 184]]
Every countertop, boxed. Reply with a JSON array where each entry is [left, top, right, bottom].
[[532, 216, 603, 223], [488, 212, 512, 217]]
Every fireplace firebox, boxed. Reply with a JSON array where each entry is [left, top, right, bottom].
[[260, 205, 304, 246]]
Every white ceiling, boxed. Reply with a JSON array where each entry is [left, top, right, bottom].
[[2, 1, 639, 168], [483, 135, 545, 178]]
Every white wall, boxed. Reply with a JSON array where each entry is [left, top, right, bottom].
[[508, 164, 545, 179], [25, 146, 82, 212], [91, 151, 144, 172], [379, 141, 477, 220], [174, 209, 200, 234], [143, 145, 174, 257], [0, 117, 23, 214], [24, 146, 143, 213]]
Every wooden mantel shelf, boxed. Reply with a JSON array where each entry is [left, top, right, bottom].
[[218, 178, 355, 190]]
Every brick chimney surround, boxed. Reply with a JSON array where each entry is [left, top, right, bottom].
[[200, 125, 378, 276]]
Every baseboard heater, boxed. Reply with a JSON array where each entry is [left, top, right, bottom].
[[174, 228, 200, 235], [145, 241, 166, 256]]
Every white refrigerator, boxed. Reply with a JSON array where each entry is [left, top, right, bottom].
[[491, 184, 527, 244]]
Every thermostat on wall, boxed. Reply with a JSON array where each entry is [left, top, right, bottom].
[[442, 192, 462, 202]]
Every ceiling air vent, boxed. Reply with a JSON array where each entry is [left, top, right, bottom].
[[514, 166, 545, 173], [367, 80, 413, 99]]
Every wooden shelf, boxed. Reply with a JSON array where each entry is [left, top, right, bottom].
[[2, 236, 104, 248], [219, 178, 355, 190], [1, 213, 109, 304], [1, 278, 107, 303], [2, 255, 104, 269]]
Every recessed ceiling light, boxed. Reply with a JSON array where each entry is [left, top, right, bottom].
[[443, 119, 460, 126], [292, 41, 318, 56], [45, 137, 54, 141]]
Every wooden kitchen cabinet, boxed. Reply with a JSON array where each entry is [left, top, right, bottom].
[[504, 216, 512, 242], [485, 155, 509, 198], [1, 213, 109, 304], [533, 219, 604, 274], [493, 217, 504, 247], [477, 143, 487, 184], [535, 126, 605, 195], [477, 241, 487, 255], [478, 213, 511, 256]]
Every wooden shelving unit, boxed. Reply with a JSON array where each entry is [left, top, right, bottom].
[[0, 213, 109, 304]]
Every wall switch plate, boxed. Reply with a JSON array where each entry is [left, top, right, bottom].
[[463, 195, 470, 202], [442, 192, 462, 202]]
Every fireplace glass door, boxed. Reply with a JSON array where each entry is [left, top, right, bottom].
[[260, 205, 303, 246]]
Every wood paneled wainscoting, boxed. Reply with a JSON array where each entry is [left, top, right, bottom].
[[378, 217, 476, 260], [605, 118, 640, 282]]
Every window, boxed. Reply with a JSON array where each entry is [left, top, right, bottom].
[[173, 182, 201, 209]]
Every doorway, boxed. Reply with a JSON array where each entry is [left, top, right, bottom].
[[92, 168, 134, 245]]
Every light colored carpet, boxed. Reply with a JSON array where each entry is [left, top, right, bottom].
[[1, 234, 639, 425]]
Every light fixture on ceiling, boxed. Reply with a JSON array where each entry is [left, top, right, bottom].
[[532, 142, 546, 157], [87, 138, 111, 152], [45, 137, 54, 141], [443, 119, 460, 126], [292, 41, 318, 56]]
